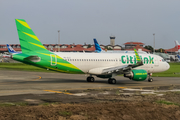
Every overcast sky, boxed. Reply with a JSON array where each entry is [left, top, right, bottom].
[[1, 0, 180, 49]]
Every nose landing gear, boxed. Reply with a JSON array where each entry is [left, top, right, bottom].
[[148, 73, 153, 82]]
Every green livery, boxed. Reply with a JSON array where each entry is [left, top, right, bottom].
[[13, 19, 83, 74]]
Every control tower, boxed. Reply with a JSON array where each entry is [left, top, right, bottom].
[[110, 36, 115, 46]]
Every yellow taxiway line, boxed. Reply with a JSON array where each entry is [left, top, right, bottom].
[[44, 90, 72, 95]]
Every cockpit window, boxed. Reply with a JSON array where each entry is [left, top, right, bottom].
[[162, 59, 165, 62]]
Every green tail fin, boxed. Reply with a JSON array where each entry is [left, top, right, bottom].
[[15, 19, 48, 53]]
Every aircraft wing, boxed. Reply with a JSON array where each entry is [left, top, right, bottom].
[[89, 49, 143, 75]]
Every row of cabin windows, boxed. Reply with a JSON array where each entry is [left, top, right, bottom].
[[63, 59, 151, 62], [64, 59, 118, 62]]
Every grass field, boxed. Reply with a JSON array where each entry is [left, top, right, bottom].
[[0, 63, 55, 72], [152, 62, 180, 77], [0, 62, 180, 77]]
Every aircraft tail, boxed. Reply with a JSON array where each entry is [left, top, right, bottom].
[[175, 40, 179, 46], [15, 19, 49, 53], [93, 38, 102, 53], [7, 44, 16, 53], [177, 54, 180, 59], [175, 40, 180, 52]]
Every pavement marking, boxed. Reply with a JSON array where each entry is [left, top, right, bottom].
[[32, 76, 42, 81], [0, 76, 42, 85], [53, 86, 127, 91], [44, 90, 72, 95], [118, 87, 126, 89]]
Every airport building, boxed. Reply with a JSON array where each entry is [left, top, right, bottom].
[[0, 43, 122, 53], [1, 41, 178, 54], [124, 42, 144, 49]]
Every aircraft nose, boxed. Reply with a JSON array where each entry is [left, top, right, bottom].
[[165, 62, 170, 71]]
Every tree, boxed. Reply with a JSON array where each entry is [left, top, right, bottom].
[[144, 45, 154, 52], [155, 48, 165, 53], [87, 44, 91, 48], [105, 46, 113, 50]]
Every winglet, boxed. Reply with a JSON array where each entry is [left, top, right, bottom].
[[134, 49, 143, 65], [134, 49, 141, 62]]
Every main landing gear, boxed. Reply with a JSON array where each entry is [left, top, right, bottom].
[[108, 78, 116, 84], [148, 73, 153, 82], [87, 76, 95, 82]]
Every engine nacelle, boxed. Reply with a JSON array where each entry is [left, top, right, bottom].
[[124, 69, 147, 81]]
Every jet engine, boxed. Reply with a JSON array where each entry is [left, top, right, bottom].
[[124, 69, 147, 81]]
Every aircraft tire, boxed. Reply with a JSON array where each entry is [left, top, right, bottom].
[[108, 78, 112, 84], [108, 78, 116, 84], [87, 77, 90, 82], [111, 78, 116, 84], [87, 77, 94, 82], [90, 77, 95, 82], [148, 78, 153, 82]]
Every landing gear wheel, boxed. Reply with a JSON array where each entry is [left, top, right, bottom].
[[87, 77, 95, 82], [108, 79, 112, 84], [111, 78, 116, 84], [108, 78, 116, 84], [148, 78, 153, 82]]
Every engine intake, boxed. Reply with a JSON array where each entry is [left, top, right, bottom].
[[124, 69, 147, 81]]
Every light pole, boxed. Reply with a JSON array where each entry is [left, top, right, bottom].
[[153, 33, 155, 53], [58, 30, 60, 52]]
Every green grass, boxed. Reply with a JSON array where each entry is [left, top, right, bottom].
[[0, 62, 180, 77], [0, 63, 56, 72], [59, 111, 72, 116], [152, 62, 180, 77], [0, 102, 28, 107], [155, 100, 179, 106]]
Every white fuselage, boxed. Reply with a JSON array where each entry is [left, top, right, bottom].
[[54, 52, 170, 74]]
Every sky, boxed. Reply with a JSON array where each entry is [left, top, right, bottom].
[[0, 0, 180, 49]]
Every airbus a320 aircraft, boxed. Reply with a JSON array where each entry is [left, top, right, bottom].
[[12, 19, 170, 84]]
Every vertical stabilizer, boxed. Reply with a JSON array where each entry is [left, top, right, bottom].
[[93, 38, 102, 53], [15, 19, 48, 53], [7, 44, 16, 53], [175, 40, 179, 46], [175, 40, 180, 52]]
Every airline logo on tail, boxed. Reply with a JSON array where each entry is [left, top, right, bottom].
[[94, 38, 102, 53], [7, 44, 21, 54], [175, 40, 180, 52], [177, 54, 180, 61], [7, 44, 16, 53]]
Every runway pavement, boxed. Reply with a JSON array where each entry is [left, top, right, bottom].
[[0, 70, 180, 96]]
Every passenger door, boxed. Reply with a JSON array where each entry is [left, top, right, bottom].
[[50, 54, 57, 66]]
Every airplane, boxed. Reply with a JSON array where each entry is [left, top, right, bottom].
[[164, 40, 180, 53], [175, 40, 180, 52], [12, 19, 170, 84], [177, 54, 180, 61], [93, 38, 147, 54], [6, 44, 22, 54], [1, 44, 21, 58]]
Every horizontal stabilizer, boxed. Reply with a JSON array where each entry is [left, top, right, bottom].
[[24, 55, 41, 62]]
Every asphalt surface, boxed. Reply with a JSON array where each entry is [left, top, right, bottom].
[[0, 69, 180, 96]]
